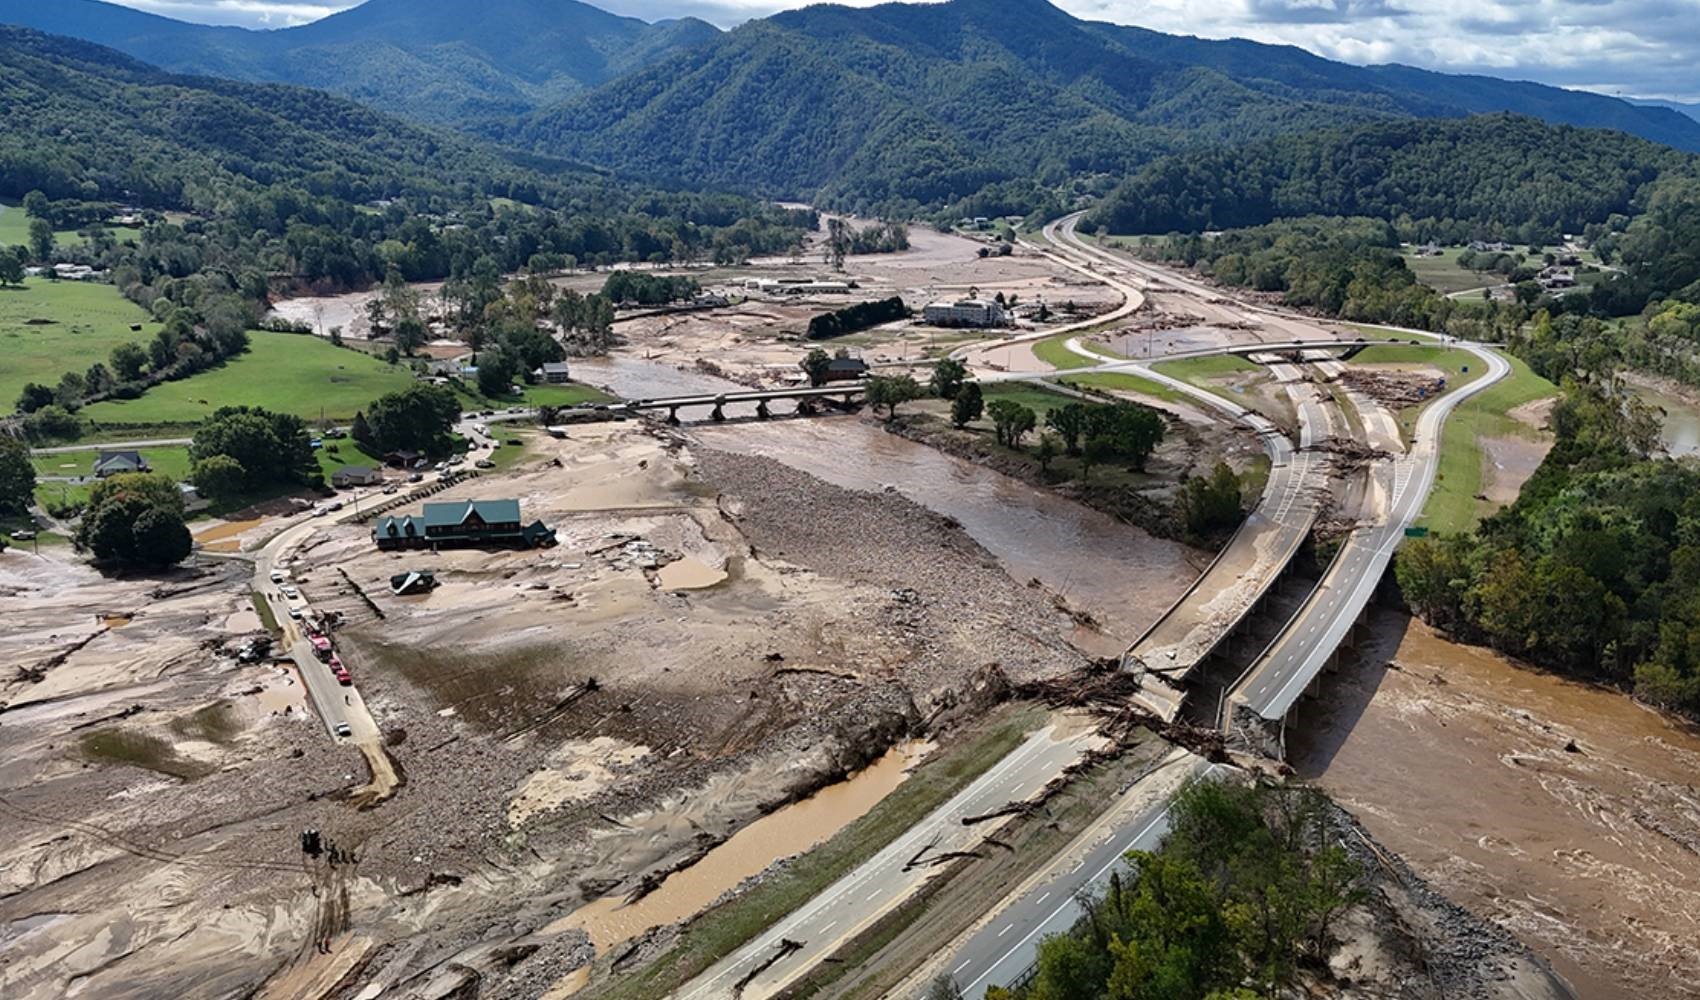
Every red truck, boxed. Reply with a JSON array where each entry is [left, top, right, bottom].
[[309, 636, 333, 662]]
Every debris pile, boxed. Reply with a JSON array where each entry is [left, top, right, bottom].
[[1340, 367, 1445, 409]]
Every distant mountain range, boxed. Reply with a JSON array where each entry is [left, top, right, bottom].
[[5, 0, 1699, 210], [0, 0, 719, 125], [1635, 98, 1700, 123]]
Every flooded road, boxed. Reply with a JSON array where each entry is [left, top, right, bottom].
[[1291, 610, 1700, 999], [580, 357, 1205, 646]]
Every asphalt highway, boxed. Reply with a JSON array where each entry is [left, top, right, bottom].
[[669, 724, 1104, 1000]]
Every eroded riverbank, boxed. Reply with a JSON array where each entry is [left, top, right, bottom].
[[1291, 609, 1700, 999]]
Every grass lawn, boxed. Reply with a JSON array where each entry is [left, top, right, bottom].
[[314, 439, 385, 479], [1403, 248, 1494, 294], [83, 331, 416, 426], [1029, 335, 1190, 405], [0, 201, 142, 251], [580, 705, 1045, 1000], [31, 445, 192, 481], [1030, 334, 1100, 370], [1154, 354, 1258, 381], [1419, 352, 1557, 535], [980, 381, 1077, 417], [0, 279, 159, 407]]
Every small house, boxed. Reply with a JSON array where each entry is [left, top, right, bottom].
[[94, 450, 149, 478], [813, 356, 869, 383], [534, 361, 572, 384], [331, 466, 383, 488]]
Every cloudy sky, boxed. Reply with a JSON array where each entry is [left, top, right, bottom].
[[109, 0, 1700, 102]]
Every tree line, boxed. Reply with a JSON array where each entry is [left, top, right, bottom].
[[1396, 377, 1700, 716]]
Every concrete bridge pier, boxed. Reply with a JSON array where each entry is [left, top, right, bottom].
[[710, 403, 726, 421], [667, 406, 681, 425], [756, 400, 771, 420]]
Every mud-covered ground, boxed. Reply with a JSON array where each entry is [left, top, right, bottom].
[[0, 421, 1095, 999]]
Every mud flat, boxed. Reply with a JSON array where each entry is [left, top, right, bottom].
[[1291, 609, 1700, 999]]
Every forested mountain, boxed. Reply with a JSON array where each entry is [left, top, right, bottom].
[[0, 0, 719, 125], [1085, 115, 1693, 238], [0, 27, 577, 208], [0, 26, 809, 282], [515, 0, 1700, 211]]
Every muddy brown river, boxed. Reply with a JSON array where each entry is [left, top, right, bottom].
[[1291, 610, 1700, 999], [579, 357, 1204, 647]]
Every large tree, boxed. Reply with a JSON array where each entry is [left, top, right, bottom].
[[365, 384, 460, 454], [190, 407, 315, 490], [0, 438, 35, 514]]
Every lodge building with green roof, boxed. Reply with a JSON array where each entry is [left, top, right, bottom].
[[373, 499, 556, 551]]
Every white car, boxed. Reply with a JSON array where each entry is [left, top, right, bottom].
[[269, 570, 286, 583], [287, 607, 303, 620], [334, 722, 352, 738], [281, 585, 300, 599]]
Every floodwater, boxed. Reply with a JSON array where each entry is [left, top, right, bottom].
[[656, 557, 728, 591], [582, 357, 1203, 644], [1291, 610, 1700, 999], [543, 741, 930, 953], [1635, 386, 1700, 458]]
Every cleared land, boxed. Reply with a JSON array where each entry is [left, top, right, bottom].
[[1418, 353, 1556, 534], [82, 332, 417, 425], [0, 201, 142, 250], [1402, 248, 1494, 294], [0, 279, 160, 407]]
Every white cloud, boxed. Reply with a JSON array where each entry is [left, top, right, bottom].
[[103, 0, 1700, 100]]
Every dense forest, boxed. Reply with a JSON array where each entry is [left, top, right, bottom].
[[1084, 115, 1690, 243], [1397, 377, 1700, 716]]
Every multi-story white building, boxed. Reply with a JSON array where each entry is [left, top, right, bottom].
[[922, 298, 1008, 328]]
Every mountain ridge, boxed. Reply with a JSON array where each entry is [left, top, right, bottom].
[[0, 0, 721, 124]]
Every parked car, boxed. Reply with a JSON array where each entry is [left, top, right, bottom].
[[287, 607, 303, 620], [10, 529, 36, 541], [269, 570, 286, 583], [383, 485, 399, 495], [334, 722, 352, 738], [334, 668, 352, 686], [408, 472, 424, 483], [475, 459, 495, 469], [281, 585, 300, 599]]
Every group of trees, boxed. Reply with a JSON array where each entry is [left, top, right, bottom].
[[821, 218, 911, 268], [358, 384, 460, 456], [992, 780, 1363, 1000], [599, 271, 699, 306], [1396, 378, 1700, 715], [806, 296, 908, 340], [1038, 400, 1166, 474], [73, 472, 191, 570], [188, 406, 319, 503]]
